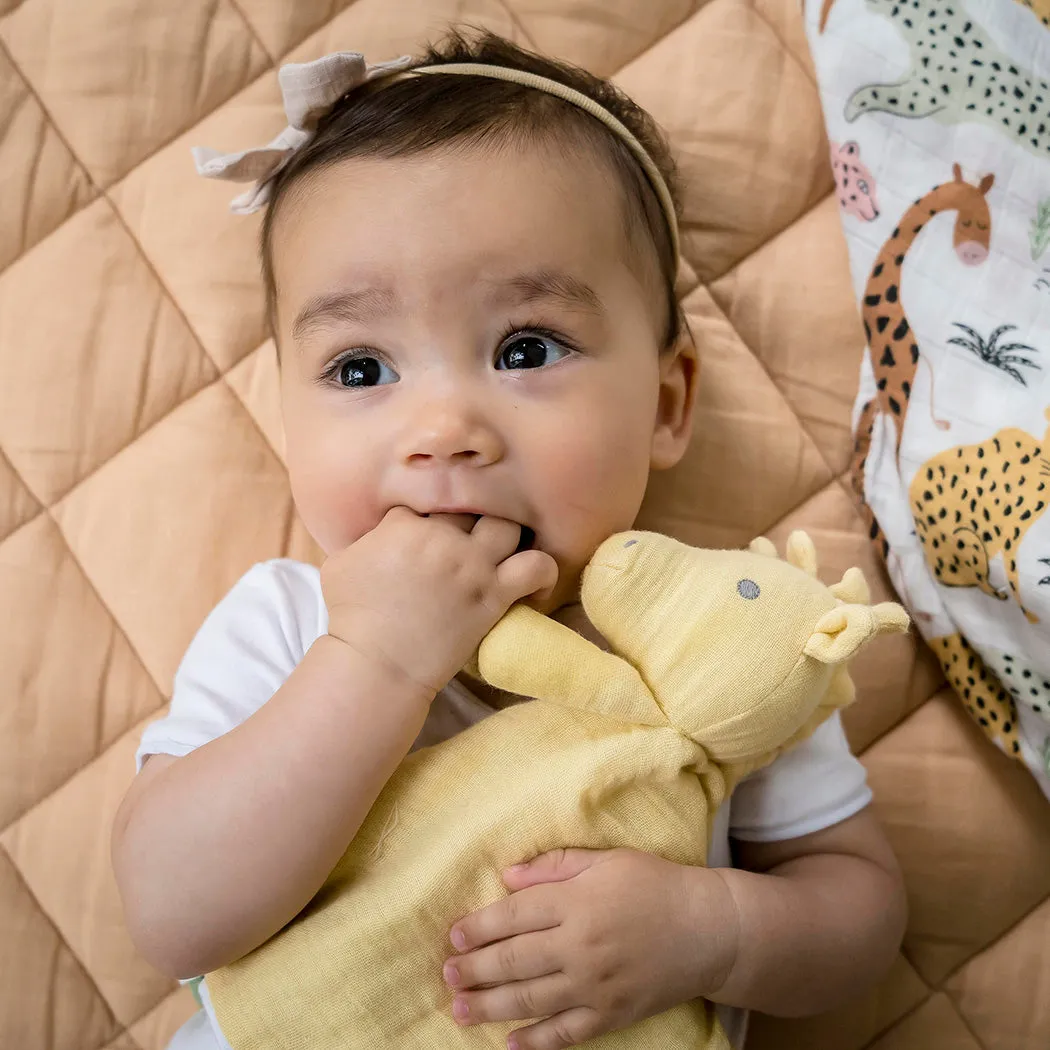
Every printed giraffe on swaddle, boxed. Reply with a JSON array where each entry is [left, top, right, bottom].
[[820, 2, 1050, 158], [849, 164, 995, 554]]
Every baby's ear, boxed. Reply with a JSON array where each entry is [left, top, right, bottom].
[[804, 602, 910, 664]]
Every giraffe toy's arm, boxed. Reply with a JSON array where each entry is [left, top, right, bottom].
[[477, 605, 668, 727]]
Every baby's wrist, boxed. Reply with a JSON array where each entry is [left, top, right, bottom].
[[317, 631, 438, 708], [680, 865, 742, 1002]]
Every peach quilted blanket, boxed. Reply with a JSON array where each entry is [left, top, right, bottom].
[[0, 1, 1047, 1048]]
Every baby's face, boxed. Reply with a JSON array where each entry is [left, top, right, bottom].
[[271, 141, 694, 612]]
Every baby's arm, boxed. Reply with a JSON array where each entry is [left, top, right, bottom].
[[711, 805, 907, 1016], [111, 511, 555, 982], [111, 635, 432, 981]]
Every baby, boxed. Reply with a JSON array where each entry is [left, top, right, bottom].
[[111, 27, 907, 1050]]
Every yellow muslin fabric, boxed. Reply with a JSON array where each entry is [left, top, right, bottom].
[[206, 530, 909, 1048]]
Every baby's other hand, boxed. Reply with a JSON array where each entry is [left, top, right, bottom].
[[322, 508, 557, 695], [444, 848, 739, 1049]]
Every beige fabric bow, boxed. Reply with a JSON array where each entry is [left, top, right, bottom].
[[191, 51, 414, 214]]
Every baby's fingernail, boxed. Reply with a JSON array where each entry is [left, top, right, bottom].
[[450, 927, 466, 950], [453, 997, 470, 1022], [443, 962, 460, 986]]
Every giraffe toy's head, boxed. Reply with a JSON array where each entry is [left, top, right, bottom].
[[581, 530, 909, 763], [940, 163, 995, 266]]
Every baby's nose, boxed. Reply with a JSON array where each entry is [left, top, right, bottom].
[[402, 404, 504, 466]]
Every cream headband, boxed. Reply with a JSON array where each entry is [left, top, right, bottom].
[[192, 50, 680, 260]]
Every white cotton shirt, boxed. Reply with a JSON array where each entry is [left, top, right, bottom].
[[136, 559, 874, 1050]]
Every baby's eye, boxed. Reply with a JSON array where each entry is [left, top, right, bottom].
[[333, 355, 399, 388], [496, 332, 571, 371]]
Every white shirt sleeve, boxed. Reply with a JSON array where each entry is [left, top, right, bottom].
[[134, 559, 326, 774], [728, 710, 873, 842]]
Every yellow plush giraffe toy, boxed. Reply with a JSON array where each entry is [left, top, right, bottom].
[[205, 530, 909, 1050]]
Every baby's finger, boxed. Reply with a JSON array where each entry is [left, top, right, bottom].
[[451, 972, 576, 1026], [425, 512, 481, 535], [471, 516, 531, 562], [496, 549, 559, 604], [508, 1006, 603, 1050]]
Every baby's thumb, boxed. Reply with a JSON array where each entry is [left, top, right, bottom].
[[497, 548, 558, 604]]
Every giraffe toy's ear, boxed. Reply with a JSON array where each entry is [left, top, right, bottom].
[[952, 162, 964, 182], [829, 567, 870, 605], [804, 602, 910, 664], [786, 531, 818, 577], [748, 537, 778, 558], [978, 173, 994, 195]]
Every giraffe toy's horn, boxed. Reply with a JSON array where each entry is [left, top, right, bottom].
[[829, 567, 870, 605], [786, 532, 819, 577], [748, 537, 778, 558]]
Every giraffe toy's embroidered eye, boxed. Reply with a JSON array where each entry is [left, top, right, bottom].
[[737, 579, 760, 600], [623, 539, 638, 548]]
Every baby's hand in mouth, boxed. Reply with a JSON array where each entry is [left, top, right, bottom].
[[424, 514, 535, 554]]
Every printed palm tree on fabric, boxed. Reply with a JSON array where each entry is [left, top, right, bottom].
[[947, 323, 1042, 386]]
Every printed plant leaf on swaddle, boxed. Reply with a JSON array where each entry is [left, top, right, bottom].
[[1031, 198, 1050, 261], [804, 0, 1050, 797]]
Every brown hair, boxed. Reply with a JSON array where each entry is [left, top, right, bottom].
[[261, 26, 683, 349]]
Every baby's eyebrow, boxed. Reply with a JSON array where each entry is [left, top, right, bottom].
[[291, 286, 397, 344], [290, 269, 604, 346], [488, 269, 605, 316]]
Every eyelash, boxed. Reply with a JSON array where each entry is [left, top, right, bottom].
[[495, 320, 581, 361], [316, 320, 581, 386]]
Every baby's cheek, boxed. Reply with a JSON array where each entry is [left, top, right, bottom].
[[285, 437, 382, 557], [538, 412, 651, 541]]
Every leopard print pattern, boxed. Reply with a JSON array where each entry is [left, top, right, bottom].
[[982, 649, 1050, 723], [831, 141, 880, 221], [910, 412, 1050, 623], [933, 633, 1022, 755], [822, 0, 1050, 34], [839, 1, 1050, 161]]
